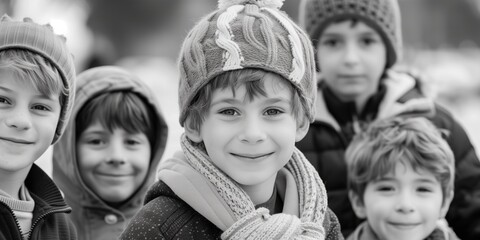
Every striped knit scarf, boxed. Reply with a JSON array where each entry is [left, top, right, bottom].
[[178, 134, 327, 240]]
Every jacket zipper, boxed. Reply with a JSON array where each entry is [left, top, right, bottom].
[[352, 115, 361, 134], [0, 201, 24, 239], [27, 206, 70, 240]]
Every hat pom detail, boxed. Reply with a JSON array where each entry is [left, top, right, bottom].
[[1, 14, 12, 22], [218, 0, 284, 9]]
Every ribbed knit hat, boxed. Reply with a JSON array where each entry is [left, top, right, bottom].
[[0, 15, 76, 144], [178, 0, 317, 126], [299, 0, 402, 69]]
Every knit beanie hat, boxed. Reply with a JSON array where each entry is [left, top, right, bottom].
[[178, 0, 317, 126], [0, 15, 76, 144], [299, 0, 402, 69]]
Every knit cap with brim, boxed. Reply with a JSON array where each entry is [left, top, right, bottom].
[[0, 15, 76, 144], [178, 0, 317, 126], [299, 0, 402, 69]]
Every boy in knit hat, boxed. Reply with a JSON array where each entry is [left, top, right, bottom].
[[52, 66, 169, 240], [346, 117, 459, 240], [121, 0, 343, 239], [0, 15, 77, 239], [298, 0, 480, 239]]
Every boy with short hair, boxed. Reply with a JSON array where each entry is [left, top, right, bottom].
[[0, 15, 77, 239], [52, 66, 169, 240], [121, 0, 343, 239], [346, 117, 458, 240], [298, 0, 480, 238]]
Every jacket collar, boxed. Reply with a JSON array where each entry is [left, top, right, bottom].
[[314, 70, 435, 131], [322, 82, 386, 127], [25, 164, 72, 222], [25, 164, 69, 209]]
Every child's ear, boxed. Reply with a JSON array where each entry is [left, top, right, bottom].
[[440, 190, 454, 218], [295, 118, 310, 142], [184, 121, 203, 143], [349, 190, 367, 219]]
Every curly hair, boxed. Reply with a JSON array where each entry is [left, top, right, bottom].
[[346, 116, 454, 204]]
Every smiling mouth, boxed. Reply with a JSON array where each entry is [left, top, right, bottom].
[[231, 152, 273, 160], [389, 222, 421, 229], [338, 75, 364, 80], [0, 136, 33, 144], [97, 173, 133, 178]]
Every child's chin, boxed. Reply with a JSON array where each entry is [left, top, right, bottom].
[[98, 188, 135, 204]]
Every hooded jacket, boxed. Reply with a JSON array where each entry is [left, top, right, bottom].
[[296, 70, 480, 239], [52, 66, 168, 240], [0, 164, 77, 240]]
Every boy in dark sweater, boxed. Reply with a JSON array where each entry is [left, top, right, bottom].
[[0, 15, 77, 239]]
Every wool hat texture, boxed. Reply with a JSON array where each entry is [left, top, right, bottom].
[[0, 15, 76, 144], [178, 0, 317, 126], [299, 0, 402, 68]]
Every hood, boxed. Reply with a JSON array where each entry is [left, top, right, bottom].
[[52, 66, 168, 215], [314, 70, 435, 131]]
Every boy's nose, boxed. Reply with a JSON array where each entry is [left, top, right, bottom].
[[5, 108, 32, 130], [238, 117, 266, 144], [395, 191, 415, 214], [105, 157, 126, 166], [105, 140, 127, 166], [343, 44, 360, 66]]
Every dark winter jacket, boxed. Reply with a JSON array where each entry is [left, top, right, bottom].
[[296, 71, 480, 239], [121, 180, 344, 240], [52, 66, 169, 240], [0, 164, 77, 240]]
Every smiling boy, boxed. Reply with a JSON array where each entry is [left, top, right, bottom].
[[52, 66, 168, 240], [121, 0, 343, 239], [346, 117, 458, 240], [0, 15, 77, 239], [298, 0, 480, 238]]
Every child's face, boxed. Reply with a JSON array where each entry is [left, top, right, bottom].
[[187, 74, 308, 198], [351, 162, 450, 240], [0, 70, 61, 173], [317, 20, 387, 103], [76, 122, 151, 203]]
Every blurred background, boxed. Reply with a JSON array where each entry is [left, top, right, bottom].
[[2, 0, 479, 175]]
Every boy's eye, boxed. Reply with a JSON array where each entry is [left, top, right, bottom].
[[417, 186, 433, 193], [219, 108, 239, 116], [376, 186, 394, 192], [264, 108, 283, 116], [0, 96, 10, 104], [360, 37, 378, 46], [86, 139, 104, 145], [125, 139, 140, 145], [32, 104, 50, 111], [321, 38, 340, 48]]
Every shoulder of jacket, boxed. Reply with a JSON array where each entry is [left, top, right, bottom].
[[139, 194, 207, 238]]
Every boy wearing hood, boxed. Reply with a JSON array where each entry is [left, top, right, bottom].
[[52, 66, 168, 240]]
